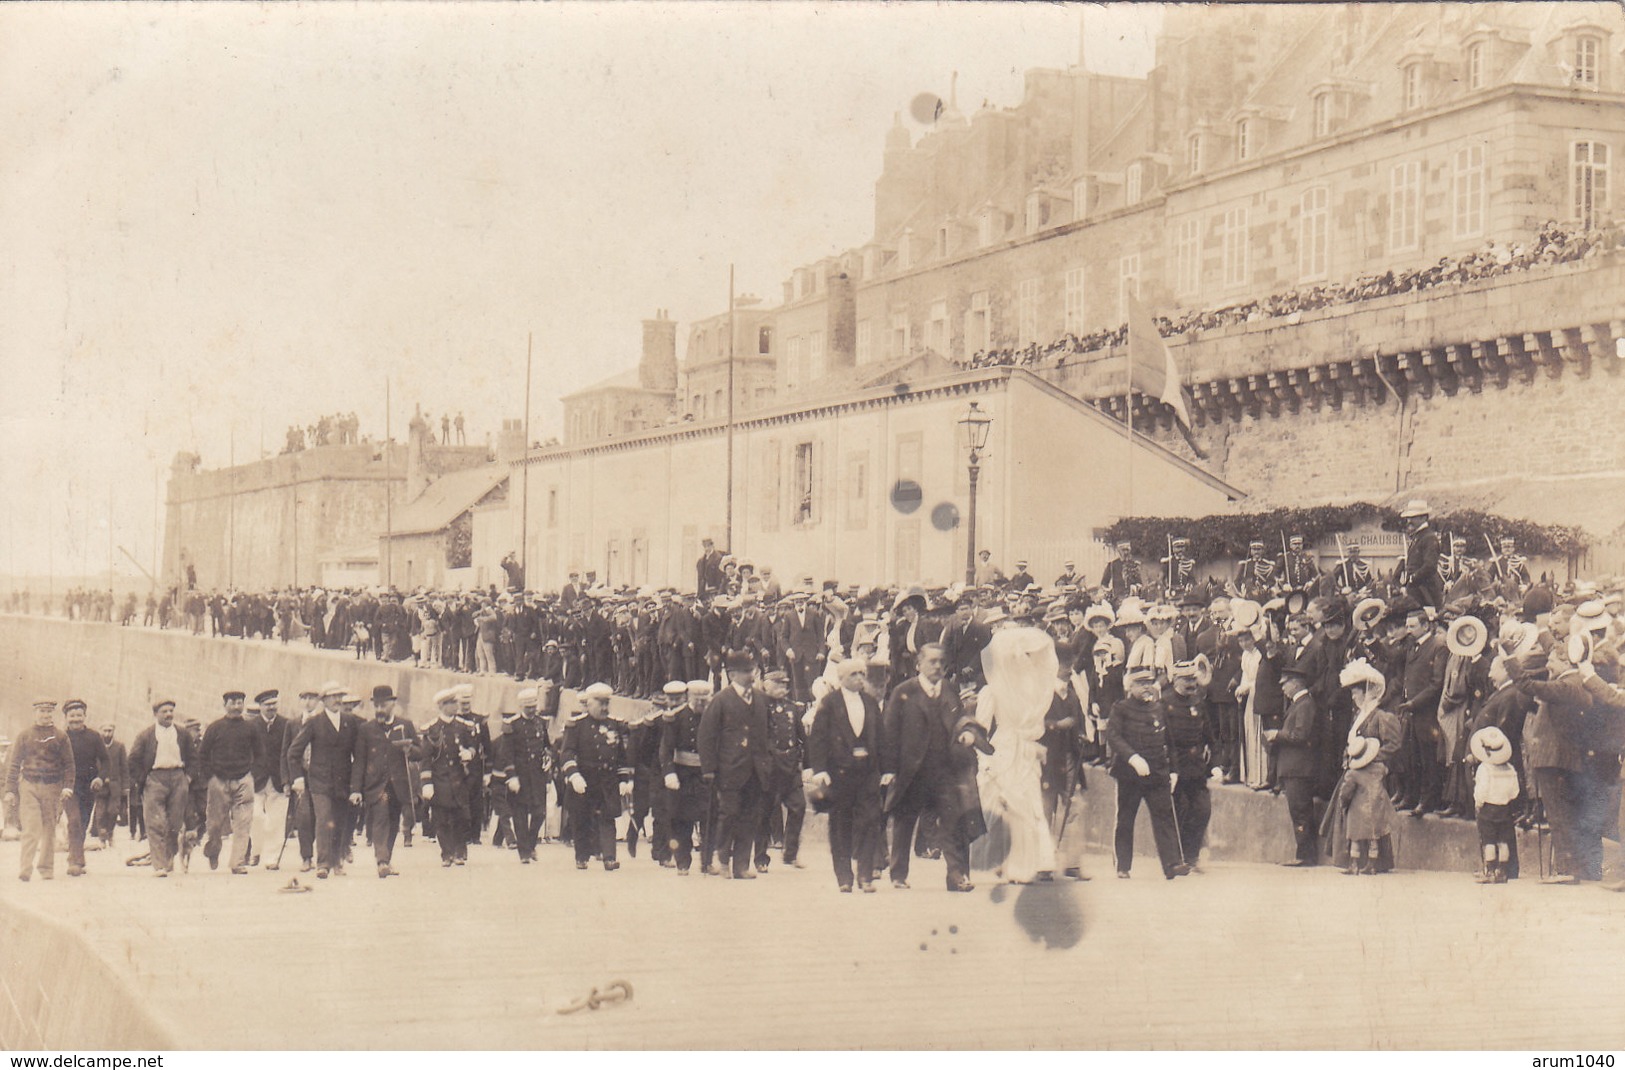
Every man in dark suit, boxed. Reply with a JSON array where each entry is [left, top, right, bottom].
[[1106, 668, 1189, 879], [699, 651, 774, 879], [940, 597, 992, 689], [415, 689, 477, 866], [775, 591, 825, 702], [807, 658, 884, 892], [286, 681, 363, 878], [560, 682, 635, 871], [495, 685, 552, 864], [696, 539, 725, 598], [1269, 662, 1323, 866], [1396, 604, 1447, 814], [754, 670, 806, 871], [353, 685, 415, 877], [247, 690, 290, 868], [92, 721, 128, 848], [880, 643, 981, 892], [660, 680, 713, 875], [1399, 500, 1443, 610]]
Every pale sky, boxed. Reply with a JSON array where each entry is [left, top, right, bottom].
[[0, 1, 1163, 579]]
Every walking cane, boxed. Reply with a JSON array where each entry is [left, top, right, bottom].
[[273, 790, 293, 870], [1169, 772, 1187, 867]]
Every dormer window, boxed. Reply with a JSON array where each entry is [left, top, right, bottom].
[[1072, 179, 1090, 218], [1402, 62, 1423, 111], [1574, 34, 1601, 86], [1125, 163, 1143, 206], [1466, 41, 1486, 90], [1236, 118, 1252, 161], [977, 212, 995, 247], [1187, 134, 1203, 176], [1312, 92, 1331, 137], [1025, 192, 1045, 234]]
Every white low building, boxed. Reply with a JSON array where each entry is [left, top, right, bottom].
[[509, 366, 1244, 592]]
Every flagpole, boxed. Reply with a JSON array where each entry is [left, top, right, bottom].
[[522, 331, 533, 582], [726, 264, 736, 552], [1125, 339, 1134, 519], [385, 376, 393, 588]]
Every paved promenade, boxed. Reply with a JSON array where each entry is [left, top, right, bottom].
[[2, 833, 1623, 1050]]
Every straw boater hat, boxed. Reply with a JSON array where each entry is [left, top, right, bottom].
[[1227, 599, 1265, 639], [1573, 600, 1611, 635], [1352, 597, 1387, 633], [1171, 654, 1214, 689], [1470, 725, 1514, 766], [1446, 615, 1488, 658], [1284, 590, 1309, 617], [1567, 630, 1595, 667], [1346, 735, 1381, 771]]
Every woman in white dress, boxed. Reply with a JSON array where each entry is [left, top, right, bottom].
[[1230, 599, 1276, 790], [970, 627, 1059, 883]]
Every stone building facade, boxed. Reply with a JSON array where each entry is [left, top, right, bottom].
[[540, 4, 1624, 572], [162, 429, 495, 592]]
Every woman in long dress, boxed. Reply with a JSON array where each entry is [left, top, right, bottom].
[[1320, 658, 1402, 873], [1230, 601, 1280, 790], [970, 627, 1059, 883]]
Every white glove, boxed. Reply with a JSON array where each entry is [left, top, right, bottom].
[[90, 778, 104, 792], [664, 773, 680, 791], [507, 777, 521, 793], [1169, 773, 1179, 791], [569, 773, 587, 794], [483, 773, 492, 787], [880, 773, 895, 787], [618, 781, 633, 798], [1210, 767, 1225, 780], [421, 783, 434, 801], [1128, 754, 1151, 777], [811, 771, 831, 790], [291, 777, 306, 794]]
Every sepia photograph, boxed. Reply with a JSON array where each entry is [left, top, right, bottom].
[[1, 0, 1624, 1055]]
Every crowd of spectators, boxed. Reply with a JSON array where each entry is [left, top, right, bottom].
[[281, 412, 364, 454], [5, 538, 1624, 887], [963, 220, 1624, 371]]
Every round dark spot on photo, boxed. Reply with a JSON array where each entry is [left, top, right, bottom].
[[909, 92, 944, 125], [930, 502, 960, 531], [892, 382, 912, 396], [989, 884, 1008, 905], [890, 480, 923, 514], [919, 942, 929, 952], [950, 948, 958, 955], [1012, 884, 1085, 950], [949, 925, 959, 935], [930, 928, 938, 936]]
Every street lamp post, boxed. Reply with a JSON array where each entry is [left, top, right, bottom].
[[959, 400, 993, 585]]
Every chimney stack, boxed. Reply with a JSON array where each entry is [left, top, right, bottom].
[[640, 309, 678, 392]]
